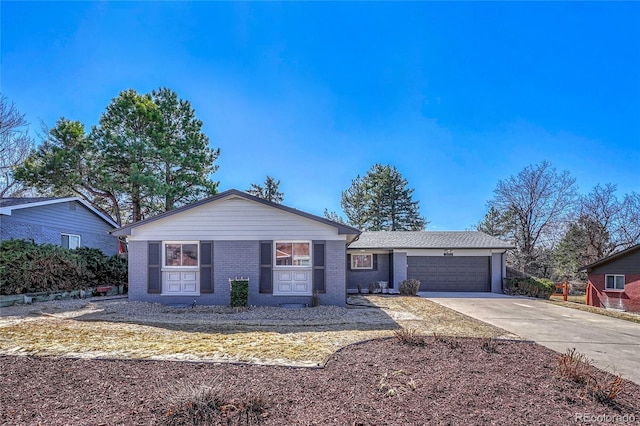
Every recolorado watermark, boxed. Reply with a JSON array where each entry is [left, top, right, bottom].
[[575, 413, 636, 424]]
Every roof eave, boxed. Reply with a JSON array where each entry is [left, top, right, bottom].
[[578, 244, 640, 272]]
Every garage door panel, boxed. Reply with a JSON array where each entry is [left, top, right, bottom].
[[407, 256, 490, 292]]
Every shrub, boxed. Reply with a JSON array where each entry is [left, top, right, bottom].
[[162, 379, 267, 426], [0, 238, 127, 295], [311, 289, 320, 307], [504, 276, 555, 299], [399, 279, 420, 296], [230, 278, 249, 307], [368, 281, 380, 294], [394, 328, 426, 346], [557, 348, 594, 385], [557, 348, 626, 402]]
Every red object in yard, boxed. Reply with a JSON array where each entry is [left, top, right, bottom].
[[554, 281, 568, 302]]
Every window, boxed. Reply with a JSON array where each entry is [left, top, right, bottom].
[[61, 234, 81, 249], [351, 253, 373, 270], [605, 275, 625, 291], [164, 242, 198, 267], [275, 242, 310, 266]]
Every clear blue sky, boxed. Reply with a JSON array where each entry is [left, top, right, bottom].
[[2, 2, 639, 230]]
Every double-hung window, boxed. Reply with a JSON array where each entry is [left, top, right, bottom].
[[605, 274, 625, 291]]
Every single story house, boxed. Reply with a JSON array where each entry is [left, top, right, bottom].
[[0, 197, 119, 255], [347, 231, 514, 293], [111, 189, 360, 307], [580, 244, 640, 313]]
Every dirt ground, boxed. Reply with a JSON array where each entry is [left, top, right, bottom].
[[1, 337, 639, 425]]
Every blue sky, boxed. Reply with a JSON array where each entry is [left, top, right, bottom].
[[2, 2, 639, 229]]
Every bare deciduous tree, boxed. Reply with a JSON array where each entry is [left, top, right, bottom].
[[0, 96, 35, 197], [579, 183, 640, 257], [488, 160, 578, 275]]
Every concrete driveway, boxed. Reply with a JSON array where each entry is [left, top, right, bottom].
[[420, 292, 640, 385]]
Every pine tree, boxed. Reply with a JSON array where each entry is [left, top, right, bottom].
[[247, 176, 284, 203], [341, 164, 426, 231]]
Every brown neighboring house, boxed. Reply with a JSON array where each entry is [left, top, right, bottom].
[[580, 244, 640, 313]]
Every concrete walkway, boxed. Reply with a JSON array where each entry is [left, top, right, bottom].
[[420, 292, 640, 385]]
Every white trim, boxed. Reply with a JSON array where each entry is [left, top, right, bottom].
[[605, 274, 625, 291], [61, 233, 81, 249], [162, 241, 200, 269], [273, 240, 312, 268], [0, 197, 118, 227]]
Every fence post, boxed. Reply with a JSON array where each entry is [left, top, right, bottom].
[[563, 281, 568, 302]]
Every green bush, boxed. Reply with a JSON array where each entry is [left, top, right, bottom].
[[0, 238, 127, 295], [230, 279, 249, 307], [504, 276, 555, 299], [399, 279, 421, 296]]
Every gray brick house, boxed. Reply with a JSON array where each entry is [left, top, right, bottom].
[[111, 189, 360, 307], [347, 231, 514, 293], [0, 197, 119, 255]]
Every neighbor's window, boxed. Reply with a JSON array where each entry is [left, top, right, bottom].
[[164, 242, 198, 267], [61, 233, 81, 249], [351, 253, 373, 270], [605, 274, 625, 291], [275, 241, 310, 266]]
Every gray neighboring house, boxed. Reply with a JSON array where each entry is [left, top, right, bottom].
[[0, 197, 119, 255], [111, 189, 360, 307], [347, 231, 514, 293]]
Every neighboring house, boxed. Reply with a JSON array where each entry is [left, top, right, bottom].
[[0, 197, 119, 255], [580, 244, 640, 313], [347, 231, 514, 293], [111, 189, 360, 307]]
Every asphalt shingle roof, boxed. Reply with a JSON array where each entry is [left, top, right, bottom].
[[348, 231, 514, 249], [0, 197, 64, 208]]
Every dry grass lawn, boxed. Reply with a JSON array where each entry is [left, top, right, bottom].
[[0, 296, 514, 366]]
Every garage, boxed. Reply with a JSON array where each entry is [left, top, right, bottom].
[[407, 256, 490, 292]]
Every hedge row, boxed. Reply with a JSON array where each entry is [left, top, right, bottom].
[[503, 276, 555, 299], [0, 239, 127, 295]]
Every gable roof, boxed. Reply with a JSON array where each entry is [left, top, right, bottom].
[[348, 231, 514, 250], [111, 189, 361, 237], [0, 196, 118, 227], [579, 244, 640, 272]]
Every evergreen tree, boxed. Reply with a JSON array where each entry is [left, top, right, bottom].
[[341, 164, 426, 231], [323, 209, 346, 224], [247, 176, 284, 203], [15, 88, 220, 225], [476, 207, 512, 238]]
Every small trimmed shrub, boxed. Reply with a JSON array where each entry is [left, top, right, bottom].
[[230, 279, 249, 307], [368, 281, 381, 294], [504, 276, 555, 299], [399, 279, 420, 296]]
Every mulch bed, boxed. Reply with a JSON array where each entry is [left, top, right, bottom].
[[1, 337, 639, 425]]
